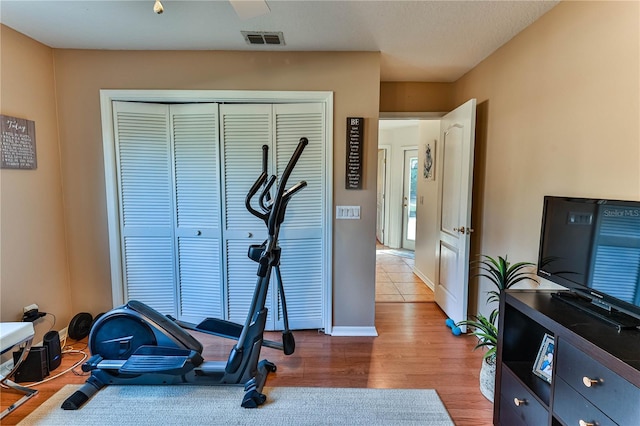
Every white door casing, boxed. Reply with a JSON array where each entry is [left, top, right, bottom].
[[434, 99, 477, 331], [376, 149, 386, 244]]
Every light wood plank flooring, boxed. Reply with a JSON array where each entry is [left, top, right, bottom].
[[1, 303, 492, 425]]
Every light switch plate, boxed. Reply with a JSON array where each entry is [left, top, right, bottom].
[[336, 206, 360, 219]]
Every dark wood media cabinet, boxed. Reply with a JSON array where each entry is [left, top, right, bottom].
[[495, 290, 640, 426]]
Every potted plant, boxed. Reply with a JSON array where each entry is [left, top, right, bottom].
[[457, 255, 537, 402]]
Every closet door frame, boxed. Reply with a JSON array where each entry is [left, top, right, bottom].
[[100, 89, 334, 333]]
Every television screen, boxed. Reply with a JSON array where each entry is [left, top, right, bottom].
[[537, 196, 640, 321]]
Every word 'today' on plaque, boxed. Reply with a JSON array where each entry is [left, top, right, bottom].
[[1, 114, 37, 170], [346, 117, 363, 190]]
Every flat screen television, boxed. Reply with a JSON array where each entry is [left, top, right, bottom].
[[537, 196, 640, 329]]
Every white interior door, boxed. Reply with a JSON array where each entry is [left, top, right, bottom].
[[171, 104, 223, 323], [434, 99, 477, 330], [220, 104, 274, 326], [221, 103, 325, 331], [113, 101, 176, 315], [401, 149, 418, 250], [272, 103, 325, 330], [112, 101, 222, 321], [376, 149, 386, 244]]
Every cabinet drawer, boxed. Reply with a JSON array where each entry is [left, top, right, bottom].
[[556, 340, 640, 425], [553, 378, 616, 426], [499, 367, 548, 426]]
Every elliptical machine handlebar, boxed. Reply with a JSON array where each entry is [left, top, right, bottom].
[[245, 137, 309, 232], [267, 137, 308, 234], [245, 145, 270, 222], [258, 175, 276, 212]]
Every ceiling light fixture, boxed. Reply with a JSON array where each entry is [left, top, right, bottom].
[[153, 0, 164, 14]]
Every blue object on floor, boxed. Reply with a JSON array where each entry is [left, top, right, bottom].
[[445, 318, 462, 336]]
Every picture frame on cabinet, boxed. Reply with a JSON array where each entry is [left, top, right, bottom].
[[533, 333, 554, 383]]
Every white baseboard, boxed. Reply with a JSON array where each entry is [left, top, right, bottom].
[[58, 326, 68, 343], [413, 268, 435, 291], [329, 326, 378, 337]]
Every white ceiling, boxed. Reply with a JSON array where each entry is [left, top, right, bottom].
[[0, 0, 559, 82]]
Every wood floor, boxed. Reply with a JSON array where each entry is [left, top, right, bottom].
[[1, 302, 493, 425]]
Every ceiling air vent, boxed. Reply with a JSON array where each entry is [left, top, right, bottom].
[[241, 31, 285, 46]]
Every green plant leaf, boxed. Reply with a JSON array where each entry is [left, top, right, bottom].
[[464, 254, 537, 359]]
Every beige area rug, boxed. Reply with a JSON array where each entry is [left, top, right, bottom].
[[19, 384, 454, 425]]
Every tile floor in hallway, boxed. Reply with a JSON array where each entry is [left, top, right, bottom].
[[376, 247, 435, 302]]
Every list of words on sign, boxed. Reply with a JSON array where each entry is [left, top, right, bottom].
[[1, 115, 37, 170], [346, 117, 364, 190]]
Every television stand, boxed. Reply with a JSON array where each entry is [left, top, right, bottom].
[[551, 290, 640, 331], [495, 290, 640, 426]]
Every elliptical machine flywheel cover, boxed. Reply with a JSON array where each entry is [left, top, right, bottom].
[[68, 312, 94, 340]]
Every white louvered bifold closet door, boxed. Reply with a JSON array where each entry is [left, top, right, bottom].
[[221, 103, 324, 330], [220, 104, 274, 326], [171, 104, 223, 323], [114, 101, 176, 314], [273, 103, 325, 330], [113, 101, 222, 320], [112, 100, 325, 330]]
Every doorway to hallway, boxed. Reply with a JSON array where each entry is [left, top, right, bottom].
[[375, 243, 434, 303]]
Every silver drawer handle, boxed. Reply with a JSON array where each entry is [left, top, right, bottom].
[[513, 398, 527, 407], [582, 376, 601, 388], [579, 420, 595, 426]]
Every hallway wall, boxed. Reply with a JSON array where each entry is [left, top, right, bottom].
[[413, 120, 441, 289]]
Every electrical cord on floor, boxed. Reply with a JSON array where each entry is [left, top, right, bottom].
[[62, 334, 88, 352]]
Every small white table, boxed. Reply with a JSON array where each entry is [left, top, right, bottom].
[[0, 322, 39, 419]]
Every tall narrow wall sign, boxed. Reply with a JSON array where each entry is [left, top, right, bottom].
[[346, 117, 363, 189], [0, 115, 37, 170]]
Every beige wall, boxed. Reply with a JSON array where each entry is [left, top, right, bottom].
[[380, 82, 454, 113], [0, 26, 72, 341], [454, 1, 640, 316], [51, 50, 380, 327]]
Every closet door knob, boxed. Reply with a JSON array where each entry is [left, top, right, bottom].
[[247, 232, 253, 238], [196, 230, 202, 236]]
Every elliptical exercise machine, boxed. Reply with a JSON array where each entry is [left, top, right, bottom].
[[62, 137, 309, 410]]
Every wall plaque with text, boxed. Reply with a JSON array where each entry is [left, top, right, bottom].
[[1, 115, 37, 170], [346, 117, 364, 189]]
